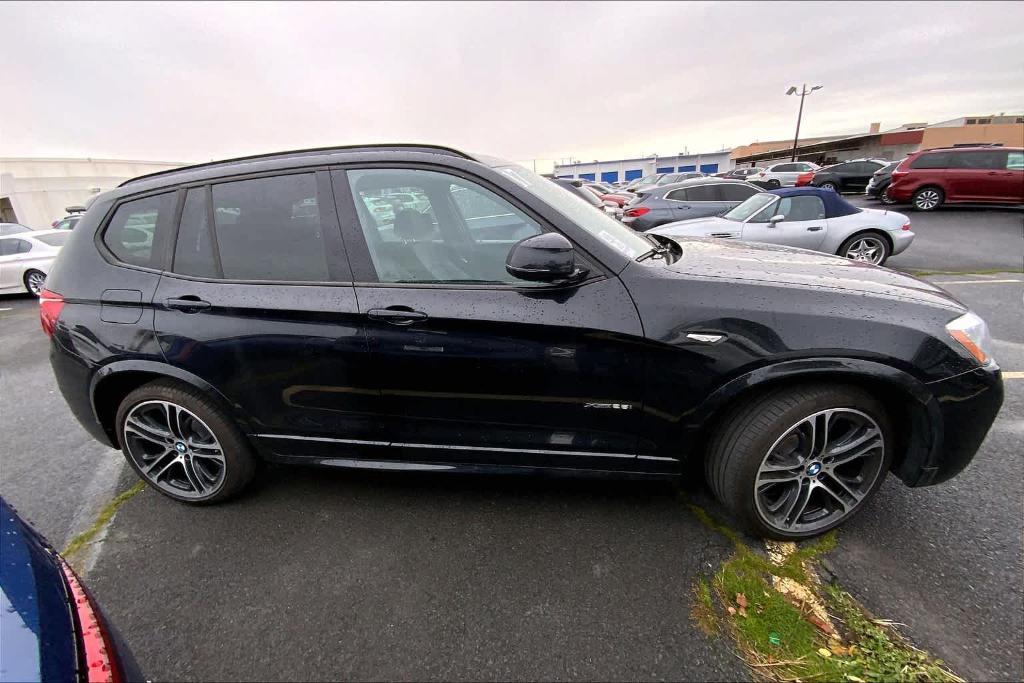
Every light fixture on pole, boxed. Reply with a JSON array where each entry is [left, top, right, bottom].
[[787, 84, 823, 161]]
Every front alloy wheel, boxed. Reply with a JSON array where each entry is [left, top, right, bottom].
[[122, 400, 227, 500], [754, 409, 885, 535]]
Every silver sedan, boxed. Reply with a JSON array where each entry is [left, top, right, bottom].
[[650, 188, 914, 266]]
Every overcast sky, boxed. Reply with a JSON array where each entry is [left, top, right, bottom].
[[2, 1, 1022, 171]]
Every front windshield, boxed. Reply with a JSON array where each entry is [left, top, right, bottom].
[[723, 192, 777, 221], [497, 165, 652, 260]]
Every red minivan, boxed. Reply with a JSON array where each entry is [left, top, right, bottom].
[[888, 146, 1024, 210]]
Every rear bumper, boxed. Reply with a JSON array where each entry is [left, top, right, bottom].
[[898, 365, 1004, 487], [886, 180, 916, 201], [889, 229, 914, 255]]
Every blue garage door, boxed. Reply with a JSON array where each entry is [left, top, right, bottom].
[[700, 163, 719, 173], [624, 169, 643, 180], [678, 165, 696, 172], [656, 166, 674, 174], [579, 173, 596, 181], [601, 171, 619, 183]]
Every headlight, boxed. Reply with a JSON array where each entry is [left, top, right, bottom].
[[946, 311, 996, 367]]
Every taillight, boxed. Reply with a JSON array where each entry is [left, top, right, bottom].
[[60, 561, 121, 683], [902, 221, 911, 231], [624, 207, 650, 218], [39, 289, 65, 337]]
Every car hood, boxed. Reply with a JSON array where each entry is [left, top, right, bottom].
[[656, 236, 965, 311], [652, 216, 738, 237]]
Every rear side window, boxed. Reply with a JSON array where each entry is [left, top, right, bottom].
[[685, 185, 720, 201], [719, 184, 759, 201], [0, 238, 31, 256], [665, 188, 689, 201], [211, 174, 328, 281], [950, 151, 1006, 170], [910, 152, 950, 169], [103, 192, 175, 268]]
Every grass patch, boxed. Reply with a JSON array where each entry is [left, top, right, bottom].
[[690, 503, 961, 682], [63, 481, 145, 558]]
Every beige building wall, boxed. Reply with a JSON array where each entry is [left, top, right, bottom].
[[919, 123, 1024, 150]]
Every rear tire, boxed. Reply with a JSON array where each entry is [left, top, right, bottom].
[[767, 179, 782, 189], [912, 186, 944, 211], [879, 187, 897, 205], [705, 384, 893, 540], [819, 181, 838, 192], [115, 380, 256, 504], [23, 269, 46, 296], [838, 231, 891, 265]]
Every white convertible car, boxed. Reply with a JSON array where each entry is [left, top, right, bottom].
[[650, 187, 914, 266], [0, 229, 71, 296]]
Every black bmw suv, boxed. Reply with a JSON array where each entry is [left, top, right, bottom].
[[42, 145, 1003, 539]]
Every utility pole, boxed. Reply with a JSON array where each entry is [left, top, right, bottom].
[[787, 84, 823, 161]]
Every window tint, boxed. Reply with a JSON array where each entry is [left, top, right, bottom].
[[103, 192, 175, 268], [348, 168, 544, 285], [34, 233, 70, 247], [1008, 152, 1024, 170], [719, 184, 759, 201], [0, 224, 32, 236], [665, 188, 688, 201], [685, 185, 721, 201], [173, 188, 219, 278], [0, 238, 31, 256], [772, 163, 796, 172], [775, 195, 826, 221], [910, 152, 950, 169], [211, 174, 328, 281], [950, 151, 1006, 170]]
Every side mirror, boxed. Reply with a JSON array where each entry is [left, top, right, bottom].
[[768, 214, 785, 225], [506, 233, 586, 283]]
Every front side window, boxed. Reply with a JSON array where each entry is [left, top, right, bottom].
[[754, 195, 826, 222], [348, 168, 544, 285], [211, 174, 328, 281], [103, 192, 175, 268]]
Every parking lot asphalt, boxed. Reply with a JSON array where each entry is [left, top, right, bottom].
[[0, 201, 1021, 681]]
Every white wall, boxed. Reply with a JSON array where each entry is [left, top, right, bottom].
[[1, 158, 184, 228], [554, 151, 734, 182]]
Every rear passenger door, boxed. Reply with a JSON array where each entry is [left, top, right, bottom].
[[152, 170, 380, 460], [948, 150, 1009, 201], [670, 184, 728, 219]]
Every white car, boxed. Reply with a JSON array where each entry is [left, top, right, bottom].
[[650, 187, 914, 266], [0, 229, 72, 296], [749, 161, 821, 188]]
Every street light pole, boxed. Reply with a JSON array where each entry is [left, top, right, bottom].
[[787, 84, 823, 162]]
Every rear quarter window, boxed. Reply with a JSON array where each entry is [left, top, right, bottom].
[[102, 193, 175, 268]]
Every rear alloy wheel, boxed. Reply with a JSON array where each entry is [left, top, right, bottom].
[[767, 179, 782, 189], [705, 385, 892, 539], [819, 181, 838, 192], [839, 232, 890, 265], [912, 187, 943, 211], [116, 381, 255, 504], [24, 270, 46, 296]]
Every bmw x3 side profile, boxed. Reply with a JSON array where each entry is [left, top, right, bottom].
[[42, 145, 1003, 539]]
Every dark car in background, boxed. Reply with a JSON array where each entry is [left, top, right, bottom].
[[0, 497, 141, 683], [719, 167, 764, 181], [865, 160, 904, 205], [621, 178, 762, 231], [888, 146, 1024, 210], [797, 159, 889, 193], [42, 144, 1003, 539]]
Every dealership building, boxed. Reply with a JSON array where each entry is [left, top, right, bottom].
[[553, 150, 734, 184]]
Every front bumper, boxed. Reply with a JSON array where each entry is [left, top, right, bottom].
[[899, 366, 1004, 487]]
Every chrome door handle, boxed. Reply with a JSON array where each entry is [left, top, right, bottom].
[[165, 297, 211, 313]]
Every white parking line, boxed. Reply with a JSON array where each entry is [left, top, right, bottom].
[[933, 279, 1022, 285], [1003, 371, 1024, 380], [0, 307, 12, 312]]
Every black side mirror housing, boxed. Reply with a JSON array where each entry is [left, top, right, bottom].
[[505, 233, 586, 283]]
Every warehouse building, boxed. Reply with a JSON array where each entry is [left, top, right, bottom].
[[553, 150, 733, 183], [1, 157, 184, 229]]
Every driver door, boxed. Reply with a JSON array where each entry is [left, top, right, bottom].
[[331, 167, 646, 470], [741, 194, 828, 251]]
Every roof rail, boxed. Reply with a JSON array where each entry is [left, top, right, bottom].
[[924, 143, 1005, 151], [119, 144, 473, 187]]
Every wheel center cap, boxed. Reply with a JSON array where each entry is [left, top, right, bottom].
[[806, 462, 822, 477], [174, 442, 188, 454]]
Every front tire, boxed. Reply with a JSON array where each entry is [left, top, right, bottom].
[[705, 385, 893, 540], [912, 186, 944, 211], [115, 380, 256, 504], [879, 186, 897, 205], [838, 231, 891, 265], [23, 269, 46, 296]]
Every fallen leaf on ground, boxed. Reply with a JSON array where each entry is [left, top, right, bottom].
[[817, 647, 832, 658], [727, 606, 737, 616], [736, 593, 748, 608]]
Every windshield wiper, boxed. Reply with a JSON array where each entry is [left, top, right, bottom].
[[637, 234, 672, 261]]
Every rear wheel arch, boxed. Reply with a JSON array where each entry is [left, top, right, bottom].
[[90, 362, 250, 448], [837, 229, 893, 259]]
